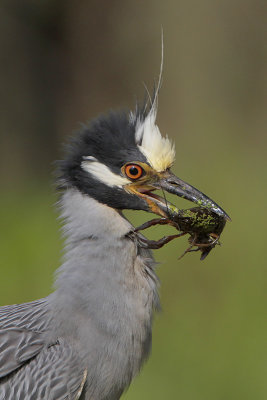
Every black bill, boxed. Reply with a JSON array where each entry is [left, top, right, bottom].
[[153, 172, 231, 221]]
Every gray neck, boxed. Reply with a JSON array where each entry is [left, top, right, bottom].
[[50, 188, 140, 331], [48, 188, 158, 398], [58, 188, 132, 244], [54, 187, 134, 288]]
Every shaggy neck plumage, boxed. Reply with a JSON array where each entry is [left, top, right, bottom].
[[59, 187, 132, 243], [48, 187, 158, 349], [54, 187, 133, 284], [51, 188, 134, 321], [45, 188, 159, 397]]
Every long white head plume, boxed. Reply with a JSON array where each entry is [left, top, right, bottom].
[[132, 36, 176, 172]]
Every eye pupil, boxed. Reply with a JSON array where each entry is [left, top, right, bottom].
[[129, 166, 139, 176]]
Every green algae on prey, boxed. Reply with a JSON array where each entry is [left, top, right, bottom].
[[173, 207, 226, 234], [171, 207, 226, 260]]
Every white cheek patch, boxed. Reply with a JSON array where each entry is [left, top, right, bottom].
[[81, 160, 130, 188]]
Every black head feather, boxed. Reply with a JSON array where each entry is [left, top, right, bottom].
[[57, 109, 150, 211]]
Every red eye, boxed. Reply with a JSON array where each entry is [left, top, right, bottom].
[[125, 164, 144, 180]]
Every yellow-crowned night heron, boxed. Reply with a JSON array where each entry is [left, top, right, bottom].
[[0, 93, 228, 399]]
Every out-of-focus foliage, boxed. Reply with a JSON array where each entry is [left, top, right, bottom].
[[0, 0, 266, 399]]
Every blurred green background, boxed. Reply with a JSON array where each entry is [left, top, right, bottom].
[[0, 1, 266, 399]]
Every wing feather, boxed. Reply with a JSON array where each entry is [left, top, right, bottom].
[[0, 299, 49, 378], [0, 329, 44, 377], [0, 299, 49, 332], [0, 339, 86, 400], [0, 300, 86, 399]]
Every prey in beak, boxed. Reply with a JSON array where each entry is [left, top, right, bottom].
[[122, 162, 230, 260], [122, 162, 230, 222]]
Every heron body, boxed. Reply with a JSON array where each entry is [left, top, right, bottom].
[[0, 103, 228, 399]]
